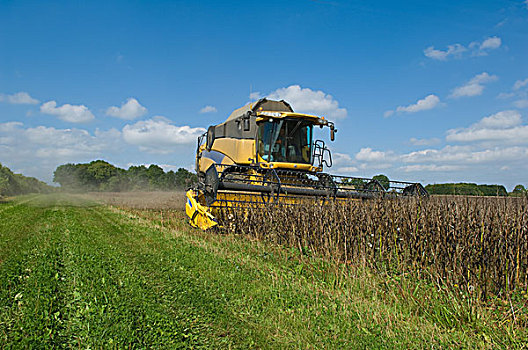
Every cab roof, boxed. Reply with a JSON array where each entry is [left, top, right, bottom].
[[256, 111, 323, 123], [225, 99, 293, 122]]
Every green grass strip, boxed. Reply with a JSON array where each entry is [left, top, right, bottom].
[[0, 194, 526, 348]]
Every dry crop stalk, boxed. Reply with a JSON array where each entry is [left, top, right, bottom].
[[216, 196, 528, 300]]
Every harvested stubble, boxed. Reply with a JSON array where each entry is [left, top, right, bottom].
[[81, 191, 186, 210], [217, 196, 528, 300]]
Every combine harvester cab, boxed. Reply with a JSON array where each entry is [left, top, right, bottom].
[[186, 98, 428, 230]]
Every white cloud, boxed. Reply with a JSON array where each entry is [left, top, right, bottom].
[[424, 36, 501, 60], [122, 117, 206, 153], [495, 19, 507, 28], [449, 72, 498, 98], [451, 85, 484, 98], [397, 94, 440, 113], [0, 121, 122, 182], [475, 110, 522, 129], [333, 152, 353, 164], [40, 101, 95, 123], [497, 78, 528, 107], [332, 150, 394, 173], [513, 78, 528, 91], [497, 78, 528, 108], [332, 152, 357, 173], [0, 121, 24, 132], [514, 99, 528, 108], [249, 92, 262, 101], [0, 119, 206, 184], [449, 126, 528, 144], [400, 164, 464, 172], [24, 126, 90, 146], [309, 143, 528, 182], [497, 92, 515, 99], [106, 98, 147, 120], [199, 105, 217, 114], [355, 148, 392, 162], [337, 166, 359, 173], [327, 110, 528, 187], [266, 85, 347, 119], [23, 126, 120, 156], [402, 145, 528, 165], [401, 145, 471, 164], [477, 36, 502, 52], [424, 44, 466, 60], [409, 137, 441, 146], [158, 164, 182, 172], [359, 163, 393, 171], [386, 94, 440, 116], [398, 111, 528, 178], [0, 92, 39, 105], [446, 110, 528, 144]]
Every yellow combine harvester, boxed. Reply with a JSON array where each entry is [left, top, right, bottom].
[[186, 98, 427, 229]]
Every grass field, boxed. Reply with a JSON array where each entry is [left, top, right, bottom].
[[1, 193, 527, 348]]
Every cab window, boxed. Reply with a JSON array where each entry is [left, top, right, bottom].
[[257, 119, 313, 164]]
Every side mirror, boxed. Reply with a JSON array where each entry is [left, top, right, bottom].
[[329, 124, 337, 141], [206, 125, 215, 151], [243, 117, 250, 131]]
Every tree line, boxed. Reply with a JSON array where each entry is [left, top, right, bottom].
[[345, 174, 524, 197], [3, 160, 526, 197], [425, 183, 511, 197], [53, 160, 197, 192], [0, 163, 52, 197]]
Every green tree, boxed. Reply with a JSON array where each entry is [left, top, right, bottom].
[[340, 177, 364, 189], [101, 174, 129, 192], [372, 174, 390, 190], [425, 183, 508, 197], [127, 165, 149, 190], [146, 164, 165, 188], [175, 168, 197, 188], [53, 161, 198, 192], [163, 170, 177, 189], [0, 168, 10, 195], [513, 184, 526, 193], [1, 162, 51, 195], [479, 184, 507, 196], [53, 164, 80, 188], [86, 160, 120, 188]]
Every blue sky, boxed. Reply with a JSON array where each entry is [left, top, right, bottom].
[[1, 0, 528, 189]]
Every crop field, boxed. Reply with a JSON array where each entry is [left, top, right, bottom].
[[1, 193, 527, 348], [219, 196, 528, 300]]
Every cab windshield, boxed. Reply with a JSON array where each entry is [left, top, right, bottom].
[[257, 119, 313, 164]]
